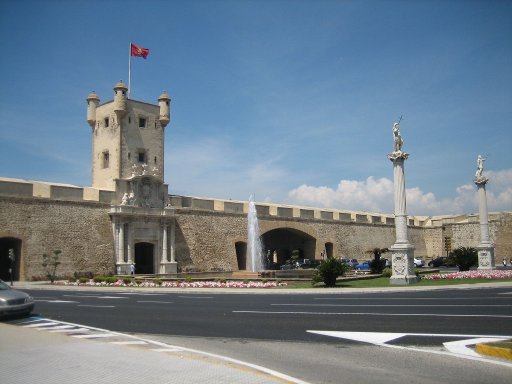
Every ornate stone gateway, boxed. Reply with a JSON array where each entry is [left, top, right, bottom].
[[110, 172, 176, 275]]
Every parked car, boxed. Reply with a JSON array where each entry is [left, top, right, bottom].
[[355, 261, 371, 270], [382, 258, 392, 267], [341, 258, 359, 268], [297, 259, 319, 269], [0, 280, 34, 318], [428, 256, 448, 268], [414, 258, 425, 267]]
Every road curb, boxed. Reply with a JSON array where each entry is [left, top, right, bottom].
[[475, 340, 512, 361]]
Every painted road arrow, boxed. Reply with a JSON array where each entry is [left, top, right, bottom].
[[307, 330, 512, 367]]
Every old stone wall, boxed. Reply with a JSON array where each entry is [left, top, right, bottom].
[[1, 191, 510, 279], [0, 196, 113, 280]]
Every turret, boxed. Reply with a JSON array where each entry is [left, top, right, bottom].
[[158, 91, 171, 128], [113, 80, 128, 117], [86, 91, 100, 128]]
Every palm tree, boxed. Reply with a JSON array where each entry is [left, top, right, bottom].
[[366, 247, 389, 274]]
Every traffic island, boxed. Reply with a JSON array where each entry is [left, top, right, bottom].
[[475, 340, 512, 361]]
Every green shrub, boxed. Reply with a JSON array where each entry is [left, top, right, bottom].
[[93, 276, 106, 283], [153, 278, 162, 286], [185, 276, 193, 283], [382, 267, 392, 278], [369, 259, 387, 274], [449, 247, 478, 271], [105, 276, 118, 284], [135, 279, 143, 285], [122, 278, 132, 285], [312, 257, 350, 287], [217, 278, 226, 284], [68, 277, 77, 283], [79, 277, 89, 284]]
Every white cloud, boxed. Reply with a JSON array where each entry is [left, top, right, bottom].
[[288, 169, 512, 216]]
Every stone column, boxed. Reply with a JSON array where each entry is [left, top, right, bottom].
[[388, 147, 417, 285], [170, 219, 176, 263], [474, 175, 495, 270], [119, 222, 125, 264], [161, 223, 168, 263], [159, 219, 178, 274]]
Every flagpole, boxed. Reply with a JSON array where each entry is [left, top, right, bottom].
[[128, 42, 132, 98]]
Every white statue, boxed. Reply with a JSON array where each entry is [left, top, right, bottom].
[[475, 155, 486, 179], [121, 193, 129, 205], [141, 163, 148, 175], [131, 163, 139, 177], [393, 122, 403, 152]]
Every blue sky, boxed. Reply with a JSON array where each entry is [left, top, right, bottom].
[[0, 0, 510, 216]]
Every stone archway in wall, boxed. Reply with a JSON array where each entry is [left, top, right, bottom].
[[0, 237, 21, 281], [134, 242, 154, 274], [261, 228, 316, 265], [235, 242, 247, 270]]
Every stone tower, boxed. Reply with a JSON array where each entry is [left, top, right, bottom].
[[87, 82, 176, 275], [86, 81, 171, 190]]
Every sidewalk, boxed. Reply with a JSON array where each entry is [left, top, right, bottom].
[[0, 321, 308, 384]]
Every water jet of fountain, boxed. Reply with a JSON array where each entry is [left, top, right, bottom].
[[247, 194, 264, 272]]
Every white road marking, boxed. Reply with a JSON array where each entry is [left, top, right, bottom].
[[443, 337, 510, 357], [23, 321, 60, 328], [98, 296, 128, 299], [72, 333, 117, 339], [308, 330, 512, 368], [314, 297, 511, 300], [178, 296, 213, 299], [136, 300, 173, 304], [42, 300, 79, 303], [117, 293, 167, 296], [42, 325, 75, 330], [150, 347, 184, 352], [110, 341, 148, 345], [272, 303, 512, 307], [233, 310, 512, 318], [49, 328, 90, 333], [77, 305, 115, 308]]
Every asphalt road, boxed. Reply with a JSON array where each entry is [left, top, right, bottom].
[[10, 285, 512, 383]]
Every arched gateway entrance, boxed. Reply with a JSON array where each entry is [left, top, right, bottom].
[[134, 242, 154, 274], [0, 237, 21, 281], [262, 228, 316, 265]]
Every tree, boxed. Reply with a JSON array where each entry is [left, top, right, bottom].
[[312, 257, 350, 287], [366, 247, 389, 274], [448, 247, 478, 271], [42, 250, 62, 283]]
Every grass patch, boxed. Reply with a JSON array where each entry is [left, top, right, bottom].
[[280, 277, 512, 289]]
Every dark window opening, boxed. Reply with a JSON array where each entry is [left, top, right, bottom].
[[104, 117, 109, 127], [139, 117, 146, 128], [138, 151, 146, 163], [102, 151, 110, 168], [154, 156, 157, 164]]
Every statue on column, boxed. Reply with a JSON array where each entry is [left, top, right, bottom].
[[475, 155, 485, 179], [393, 122, 403, 152]]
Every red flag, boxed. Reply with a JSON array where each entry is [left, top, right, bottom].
[[130, 43, 149, 59]]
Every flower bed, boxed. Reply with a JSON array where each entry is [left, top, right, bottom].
[[52, 280, 288, 288], [422, 270, 512, 280]]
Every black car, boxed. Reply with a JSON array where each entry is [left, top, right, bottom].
[[428, 256, 448, 267]]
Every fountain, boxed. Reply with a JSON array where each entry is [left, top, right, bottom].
[[247, 194, 264, 272]]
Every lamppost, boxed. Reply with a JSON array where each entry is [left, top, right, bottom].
[[8, 248, 15, 286]]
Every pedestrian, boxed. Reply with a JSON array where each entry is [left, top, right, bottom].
[[503, 258, 507, 267], [130, 263, 135, 275]]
